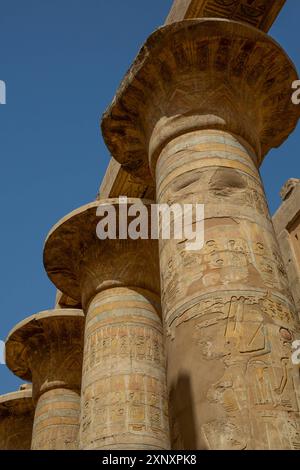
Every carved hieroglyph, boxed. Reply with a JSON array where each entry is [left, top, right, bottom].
[[5, 310, 85, 450], [280, 179, 300, 202], [102, 20, 300, 449], [0, 387, 34, 450], [43, 199, 170, 450]]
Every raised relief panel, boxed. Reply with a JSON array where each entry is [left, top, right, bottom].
[[273, 182, 300, 316]]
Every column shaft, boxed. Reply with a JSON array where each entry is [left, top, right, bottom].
[[80, 287, 169, 450]]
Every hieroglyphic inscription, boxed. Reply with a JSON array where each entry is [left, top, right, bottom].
[[80, 289, 169, 450]]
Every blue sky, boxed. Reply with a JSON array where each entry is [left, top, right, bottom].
[[0, 1, 299, 394]]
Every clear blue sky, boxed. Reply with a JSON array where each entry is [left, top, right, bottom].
[[0, 1, 299, 394]]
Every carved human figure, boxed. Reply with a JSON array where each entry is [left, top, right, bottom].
[[0, 386, 34, 450]]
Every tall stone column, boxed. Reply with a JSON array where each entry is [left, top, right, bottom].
[[0, 386, 34, 449], [5, 309, 84, 450], [43, 199, 170, 450], [102, 20, 300, 449]]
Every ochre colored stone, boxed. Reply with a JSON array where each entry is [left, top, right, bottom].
[[55, 290, 81, 310], [1, 1, 299, 453], [0, 387, 34, 450], [101, 19, 300, 449], [280, 179, 300, 202], [98, 157, 154, 199], [44, 199, 170, 450], [273, 180, 300, 317], [5, 309, 85, 450], [100, 1, 288, 199], [102, 19, 299, 183], [80, 287, 167, 449], [165, 0, 286, 31]]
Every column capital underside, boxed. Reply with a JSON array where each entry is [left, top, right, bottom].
[[102, 19, 299, 182], [43, 199, 160, 310], [5, 309, 85, 401]]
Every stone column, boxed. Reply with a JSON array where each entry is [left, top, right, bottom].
[[102, 20, 300, 449], [0, 386, 34, 449], [273, 179, 300, 317], [43, 199, 170, 450], [5, 309, 84, 450]]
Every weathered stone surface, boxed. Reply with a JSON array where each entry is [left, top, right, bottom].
[[165, 0, 286, 31], [102, 19, 300, 183], [273, 180, 300, 317], [2, 2, 298, 453], [44, 199, 170, 450], [98, 157, 154, 199], [5, 309, 85, 450], [32, 388, 81, 450], [80, 287, 167, 450], [156, 130, 300, 449], [44, 200, 160, 307], [280, 178, 300, 202], [101, 19, 300, 449], [0, 387, 34, 449], [55, 290, 81, 309], [100, 0, 287, 199]]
